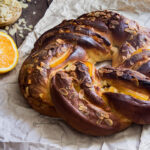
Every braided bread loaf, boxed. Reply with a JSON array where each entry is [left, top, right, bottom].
[[19, 10, 150, 136]]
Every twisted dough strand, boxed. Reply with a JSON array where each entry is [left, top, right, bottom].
[[19, 10, 150, 136]]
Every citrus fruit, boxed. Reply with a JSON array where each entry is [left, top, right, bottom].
[[0, 32, 19, 73]]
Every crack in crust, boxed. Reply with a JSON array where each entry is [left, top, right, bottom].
[[19, 10, 150, 136]]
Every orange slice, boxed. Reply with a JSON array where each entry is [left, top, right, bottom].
[[131, 48, 150, 56], [119, 87, 149, 101], [50, 50, 70, 68], [106, 85, 149, 101], [0, 32, 19, 73], [84, 61, 94, 77]]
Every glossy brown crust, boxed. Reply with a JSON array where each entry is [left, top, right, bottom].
[[137, 60, 150, 77], [51, 63, 131, 136], [104, 92, 150, 124], [120, 50, 150, 67], [99, 66, 150, 124], [75, 62, 107, 109], [19, 10, 150, 136], [99, 66, 150, 90], [19, 44, 86, 117]]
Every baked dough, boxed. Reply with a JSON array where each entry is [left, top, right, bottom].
[[19, 10, 150, 136]]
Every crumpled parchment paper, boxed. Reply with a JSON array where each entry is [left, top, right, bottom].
[[1, 0, 150, 149]]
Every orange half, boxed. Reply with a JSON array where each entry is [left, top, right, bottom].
[[0, 32, 19, 73]]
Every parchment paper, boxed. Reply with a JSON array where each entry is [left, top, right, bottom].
[[1, 0, 150, 149]]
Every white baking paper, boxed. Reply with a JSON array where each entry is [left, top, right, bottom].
[[1, 0, 150, 149]]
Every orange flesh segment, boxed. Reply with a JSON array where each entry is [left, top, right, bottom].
[[120, 87, 149, 101], [0, 35, 15, 68], [50, 50, 71, 68], [84, 61, 93, 76], [106, 86, 149, 101], [131, 48, 150, 56]]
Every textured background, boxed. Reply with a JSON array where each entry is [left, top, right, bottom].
[[1, 0, 150, 149]]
